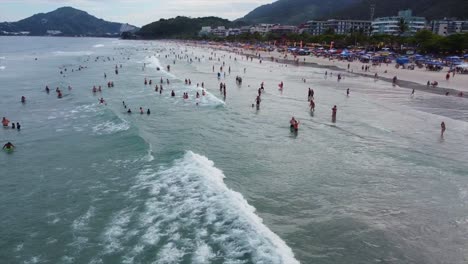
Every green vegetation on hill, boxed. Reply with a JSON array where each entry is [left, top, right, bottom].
[[334, 0, 468, 20], [240, 0, 468, 25], [0, 7, 134, 36], [137, 16, 246, 39], [239, 0, 359, 25]]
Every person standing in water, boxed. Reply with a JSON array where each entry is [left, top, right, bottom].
[[310, 99, 315, 112], [346, 88, 350, 97], [441, 121, 446, 138], [332, 105, 337, 123]]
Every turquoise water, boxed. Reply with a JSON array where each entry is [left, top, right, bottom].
[[1, 37, 467, 264]]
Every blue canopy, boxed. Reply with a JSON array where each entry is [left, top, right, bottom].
[[396, 57, 409, 65]]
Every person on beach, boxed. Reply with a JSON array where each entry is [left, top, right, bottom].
[[446, 72, 450, 81], [392, 76, 398, 86], [332, 105, 337, 123], [441, 122, 446, 137]]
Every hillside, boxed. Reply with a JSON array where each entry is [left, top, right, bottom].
[[240, 0, 468, 25], [334, 0, 468, 20], [239, 0, 360, 25], [0, 7, 137, 36], [137, 16, 246, 39]]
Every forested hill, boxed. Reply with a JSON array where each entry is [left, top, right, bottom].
[[239, 0, 468, 25], [137, 16, 246, 39], [0, 7, 137, 36]]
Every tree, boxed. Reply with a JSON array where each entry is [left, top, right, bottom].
[[397, 18, 409, 36]]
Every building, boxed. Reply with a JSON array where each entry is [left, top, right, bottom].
[[211, 26, 227, 37], [371, 10, 426, 36], [269, 25, 297, 35], [226, 28, 242, 36], [305, 19, 371, 35], [250, 24, 276, 35], [240, 26, 252, 34], [430, 19, 468, 36], [199, 26, 212, 36]]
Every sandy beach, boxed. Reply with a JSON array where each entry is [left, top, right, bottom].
[[206, 44, 468, 96]]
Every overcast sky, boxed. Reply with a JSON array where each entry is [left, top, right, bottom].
[[0, 0, 274, 26]]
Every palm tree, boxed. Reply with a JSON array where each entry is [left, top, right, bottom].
[[397, 18, 409, 36]]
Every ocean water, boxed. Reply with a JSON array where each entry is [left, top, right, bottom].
[[0, 37, 467, 264]]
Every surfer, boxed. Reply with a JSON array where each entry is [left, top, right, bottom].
[[2, 142, 14, 150]]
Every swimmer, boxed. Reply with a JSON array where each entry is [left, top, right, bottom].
[[140, 107, 144, 114], [346, 88, 350, 97], [3, 142, 15, 150], [16, 122, 21, 130], [2, 117, 10, 127], [290, 117, 296, 129], [147, 109, 151, 115], [171, 90, 175, 97], [127, 109, 132, 114], [21, 96, 26, 103]]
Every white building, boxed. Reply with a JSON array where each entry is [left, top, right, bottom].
[[372, 10, 426, 36], [305, 20, 371, 35], [211, 26, 227, 37], [250, 24, 276, 35], [430, 19, 468, 36], [199, 26, 212, 36]]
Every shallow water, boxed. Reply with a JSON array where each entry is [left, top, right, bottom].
[[1, 37, 467, 264]]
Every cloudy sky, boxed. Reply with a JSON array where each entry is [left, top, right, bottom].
[[0, 0, 274, 26]]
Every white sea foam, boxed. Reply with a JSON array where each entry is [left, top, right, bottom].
[[72, 206, 95, 232], [93, 44, 105, 48], [144, 56, 176, 78], [53, 51, 94, 56], [110, 151, 299, 263], [92, 120, 130, 135], [103, 210, 132, 254]]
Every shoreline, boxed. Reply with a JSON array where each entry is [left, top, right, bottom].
[[204, 44, 467, 98]]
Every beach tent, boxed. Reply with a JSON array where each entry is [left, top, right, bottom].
[[396, 57, 409, 65]]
